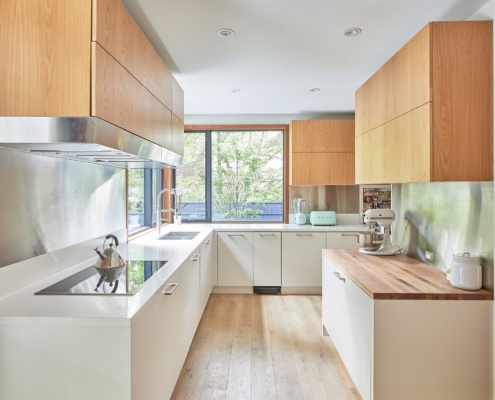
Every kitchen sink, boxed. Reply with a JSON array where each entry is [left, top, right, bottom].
[[158, 231, 200, 240]]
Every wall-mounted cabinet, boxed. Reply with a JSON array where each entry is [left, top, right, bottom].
[[355, 21, 493, 183], [289, 120, 355, 185], [1, 0, 184, 154]]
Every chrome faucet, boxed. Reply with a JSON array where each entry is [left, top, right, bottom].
[[156, 188, 175, 235]]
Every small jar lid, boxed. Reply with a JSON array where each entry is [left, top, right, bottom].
[[452, 252, 480, 263]]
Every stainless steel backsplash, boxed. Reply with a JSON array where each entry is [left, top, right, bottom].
[[392, 182, 494, 290], [0, 149, 126, 269], [289, 185, 360, 213]]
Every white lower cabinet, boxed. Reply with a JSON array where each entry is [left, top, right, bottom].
[[199, 232, 216, 313], [323, 254, 493, 400], [253, 232, 281, 287], [217, 232, 254, 291], [132, 249, 200, 400], [322, 255, 372, 400], [326, 231, 362, 249], [281, 232, 326, 293]]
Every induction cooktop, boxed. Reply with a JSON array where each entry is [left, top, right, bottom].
[[35, 260, 167, 295]]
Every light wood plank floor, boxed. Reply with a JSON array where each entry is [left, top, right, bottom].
[[171, 294, 361, 400]]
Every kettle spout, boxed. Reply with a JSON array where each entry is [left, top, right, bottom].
[[94, 247, 107, 261]]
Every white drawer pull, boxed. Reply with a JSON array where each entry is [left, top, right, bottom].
[[228, 234, 244, 237], [205, 240, 211, 245], [296, 233, 312, 237], [191, 254, 200, 261], [162, 283, 179, 295], [333, 272, 345, 282], [260, 233, 275, 237]]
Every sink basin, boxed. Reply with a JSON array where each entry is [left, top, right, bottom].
[[158, 231, 200, 240]]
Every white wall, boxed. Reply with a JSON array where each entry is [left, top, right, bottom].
[[467, 0, 494, 19]]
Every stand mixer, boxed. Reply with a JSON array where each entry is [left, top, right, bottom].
[[359, 209, 398, 256]]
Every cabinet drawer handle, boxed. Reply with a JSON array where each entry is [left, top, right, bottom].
[[259, 233, 275, 237], [296, 233, 312, 237], [205, 240, 211, 245], [162, 283, 179, 295], [228, 234, 244, 237], [341, 233, 359, 237], [333, 272, 345, 282], [191, 254, 200, 261]]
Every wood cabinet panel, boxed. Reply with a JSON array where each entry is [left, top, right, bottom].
[[93, 0, 173, 109], [91, 43, 172, 148], [172, 77, 185, 122], [431, 21, 493, 182], [0, 0, 91, 116], [355, 21, 492, 183], [290, 153, 355, 185], [171, 114, 184, 155], [356, 104, 430, 184], [290, 120, 354, 152]]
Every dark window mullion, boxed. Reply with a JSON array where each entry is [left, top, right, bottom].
[[205, 131, 212, 222], [143, 169, 152, 227]]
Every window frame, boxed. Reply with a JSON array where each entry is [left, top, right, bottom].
[[182, 124, 289, 223]]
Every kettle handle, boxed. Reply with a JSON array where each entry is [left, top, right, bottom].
[[105, 234, 119, 248]]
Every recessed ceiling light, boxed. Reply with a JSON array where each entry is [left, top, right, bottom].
[[343, 27, 362, 37], [309, 88, 320, 92], [231, 89, 241, 93], [217, 28, 235, 37]]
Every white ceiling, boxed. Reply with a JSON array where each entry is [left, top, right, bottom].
[[122, 0, 491, 121]]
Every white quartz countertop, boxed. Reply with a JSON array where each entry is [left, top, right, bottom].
[[0, 223, 366, 326]]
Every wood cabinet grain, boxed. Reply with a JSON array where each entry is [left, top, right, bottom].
[[289, 120, 355, 185], [93, 0, 173, 110], [355, 21, 493, 183], [0, 0, 92, 116]]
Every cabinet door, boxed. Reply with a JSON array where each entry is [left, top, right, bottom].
[[188, 251, 202, 342], [326, 232, 362, 249], [281, 232, 326, 290], [253, 232, 281, 286], [200, 233, 216, 312], [290, 153, 355, 185], [323, 257, 373, 400], [290, 120, 354, 153], [131, 261, 189, 400], [91, 43, 172, 148], [217, 232, 253, 287]]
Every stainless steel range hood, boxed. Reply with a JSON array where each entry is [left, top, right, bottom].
[[0, 117, 182, 168]]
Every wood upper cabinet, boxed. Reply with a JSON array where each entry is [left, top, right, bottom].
[[0, 0, 92, 116], [355, 21, 493, 183], [0, 0, 184, 154], [289, 120, 355, 185]]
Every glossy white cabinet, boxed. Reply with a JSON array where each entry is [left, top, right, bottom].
[[281, 232, 326, 293], [253, 232, 281, 286], [217, 232, 254, 291], [326, 232, 362, 249]]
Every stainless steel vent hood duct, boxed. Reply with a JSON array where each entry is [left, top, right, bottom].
[[0, 117, 182, 169]]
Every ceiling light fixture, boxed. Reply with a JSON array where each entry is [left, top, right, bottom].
[[217, 28, 235, 37], [309, 88, 320, 92], [343, 27, 362, 37]]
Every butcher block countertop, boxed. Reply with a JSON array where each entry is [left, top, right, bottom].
[[322, 249, 493, 300]]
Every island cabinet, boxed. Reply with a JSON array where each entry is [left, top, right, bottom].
[[355, 21, 493, 183], [322, 249, 493, 400], [1, 0, 184, 154], [289, 120, 355, 185]]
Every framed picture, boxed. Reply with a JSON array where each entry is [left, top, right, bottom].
[[359, 185, 391, 214]]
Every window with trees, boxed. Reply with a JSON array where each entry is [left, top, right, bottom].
[[176, 129, 284, 222]]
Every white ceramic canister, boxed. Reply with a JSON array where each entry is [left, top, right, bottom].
[[447, 252, 482, 290]]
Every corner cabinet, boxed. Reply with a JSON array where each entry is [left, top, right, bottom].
[[289, 120, 355, 185], [355, 21, 493, 183], [1, 0, 184, 154]]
